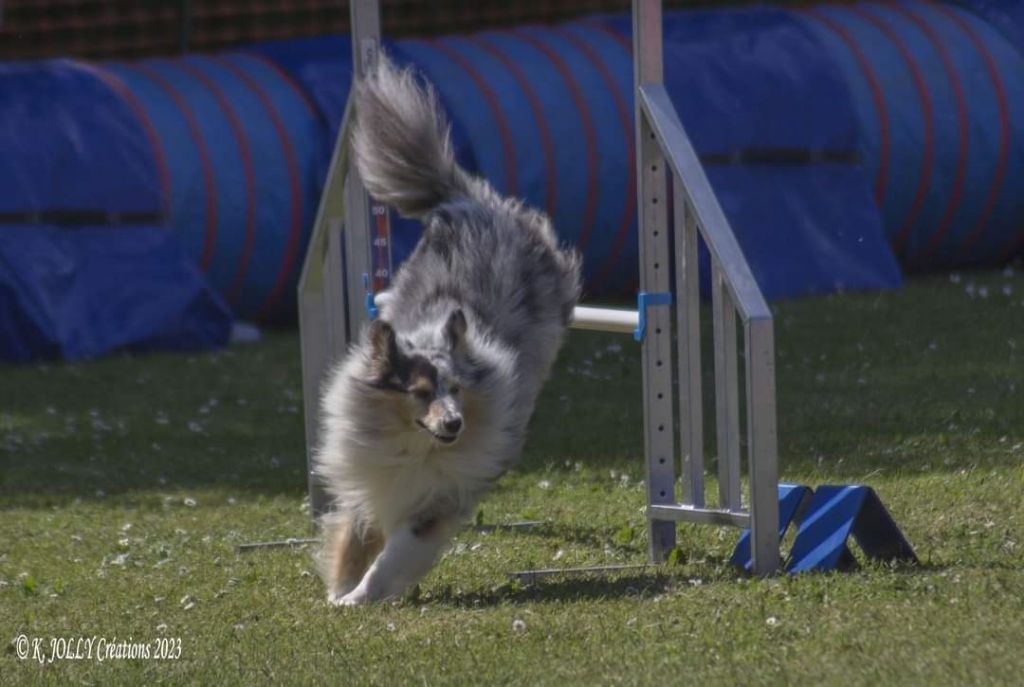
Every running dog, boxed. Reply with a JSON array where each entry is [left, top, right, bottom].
[[315, 56, 581, 606]]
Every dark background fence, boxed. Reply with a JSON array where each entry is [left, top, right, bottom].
[[0, 0, 789, 60]]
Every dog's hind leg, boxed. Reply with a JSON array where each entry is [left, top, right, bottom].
[[320, 512, 384, 604], [334, 515, 459, 606]]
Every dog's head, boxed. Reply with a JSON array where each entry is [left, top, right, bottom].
[[361, 309, 494, 446]]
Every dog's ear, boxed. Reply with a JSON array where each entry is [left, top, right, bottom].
[[368, 319, 399, 375], [445, 309, 467, 350]]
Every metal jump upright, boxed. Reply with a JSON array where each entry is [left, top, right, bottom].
[[298, 0, 781, 576]]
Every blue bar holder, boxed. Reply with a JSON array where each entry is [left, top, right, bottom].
[[730, 483, 918, 574]]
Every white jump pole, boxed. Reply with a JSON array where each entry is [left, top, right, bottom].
[[375, 292, 640, 337]]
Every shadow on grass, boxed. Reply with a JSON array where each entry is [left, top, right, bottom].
[[428, 556, 956, 608], [0, 333, 310, 508], [429, 571, 680, 607]]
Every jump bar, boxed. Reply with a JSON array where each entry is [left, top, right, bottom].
[[570, 305, 639, 334], [376, 292, 639, 336]]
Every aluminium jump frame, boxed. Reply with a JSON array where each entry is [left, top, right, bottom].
[[296, 0, 781, 577]]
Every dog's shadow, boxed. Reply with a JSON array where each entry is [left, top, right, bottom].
[[422, 555, 941, 608], [425, 571, 679, 608]]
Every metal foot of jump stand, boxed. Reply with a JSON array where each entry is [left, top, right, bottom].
[[237, 537, 319, 553], [509, 564, 652, 585], [730, 484, 918, 574]]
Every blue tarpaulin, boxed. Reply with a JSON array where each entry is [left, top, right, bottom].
[[0, 225, 231, 361]]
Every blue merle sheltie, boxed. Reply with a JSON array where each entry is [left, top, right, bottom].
[[314, 56, 581, 605]]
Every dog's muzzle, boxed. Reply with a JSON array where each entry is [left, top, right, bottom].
[[416, 419, 461, 444]]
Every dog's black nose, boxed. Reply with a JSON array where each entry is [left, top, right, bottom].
[[444, 417, 462, 434]]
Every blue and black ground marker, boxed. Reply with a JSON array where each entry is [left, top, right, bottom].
[[731, 484, 918, 574]]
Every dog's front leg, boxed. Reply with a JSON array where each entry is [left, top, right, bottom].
[[322, 512, 384, 604], [334, 516, 458, 606]]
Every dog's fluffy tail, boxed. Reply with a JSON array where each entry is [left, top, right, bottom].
[[352, 56, 467, 218]]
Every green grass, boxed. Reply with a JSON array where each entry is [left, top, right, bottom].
[[2, 269, 1023, 685]]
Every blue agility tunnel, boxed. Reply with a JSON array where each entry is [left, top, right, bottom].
[[261, 15, 904, 300], [102, 54, 325, 322], [257, 1, 1024, 290], [2, 2, 1024, 359], [796, 0, 1024, 267]]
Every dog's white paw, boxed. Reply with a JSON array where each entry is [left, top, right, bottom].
[[329, 589, 370, 607]]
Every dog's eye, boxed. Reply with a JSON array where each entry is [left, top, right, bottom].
[[410, 388, 432, 401], [448, 385, 460, 395]]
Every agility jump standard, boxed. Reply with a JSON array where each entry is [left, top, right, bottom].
[[298, 0, 781, 576]]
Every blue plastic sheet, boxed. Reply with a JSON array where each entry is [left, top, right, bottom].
[[0, 225, 231, 362]]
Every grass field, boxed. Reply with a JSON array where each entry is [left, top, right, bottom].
[[2, 270, 1023, 685]]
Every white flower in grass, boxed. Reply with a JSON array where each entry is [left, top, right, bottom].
[[512, 619, 527, 633], [766, 616, 779, 627]]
